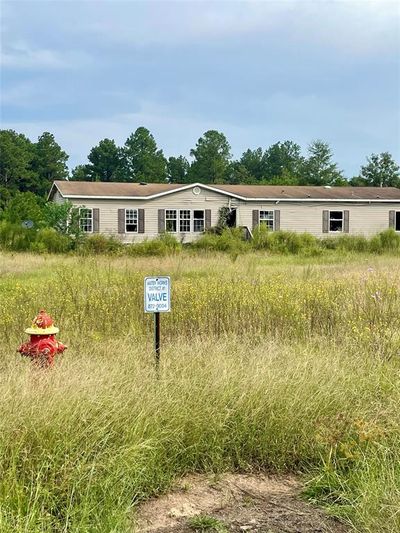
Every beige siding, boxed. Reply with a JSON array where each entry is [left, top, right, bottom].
[[53, 190, 65, 204], [60, 186, 400, 241], [68, 187, 230, 242], [238, 202, 400, 237]]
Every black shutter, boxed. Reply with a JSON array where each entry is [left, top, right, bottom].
[[343, 210, 349, 233], [389, 210, 395, 228], [274, 210, 280, 231], [93, 208, 100, 233], [158, 209, 165, 233], [118, 209, 125, 234], [138, 209, 145, 233], [252, 210, 259, 230], [205, 209, 211, 229], [322, 210, 329, 233]]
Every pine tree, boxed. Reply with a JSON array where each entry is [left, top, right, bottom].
[[124, 127, 167, 182], [189, 130, 232, 183]]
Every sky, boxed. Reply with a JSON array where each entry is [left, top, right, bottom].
[[1, 0, 400, 177]]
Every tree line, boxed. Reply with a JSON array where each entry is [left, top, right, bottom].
[[1, 127, 399, 203]]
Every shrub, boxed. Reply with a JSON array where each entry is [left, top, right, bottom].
[[334, 234, 370, 253], [193, 228, 249, 254], [0, 221, 35, 251], [42, 200, 82, 238], [32, 228, 72, 254], [370, 229, 400, 254], [1, 192, 44, 226], [78, 234, 124, 255], [251, 223, 270, 250], [252, 227, 319, 254], [190, 231, 221, 251], [126, 233, 182, 257], [320, 237, 340, 250], [269, 231, 307, 254]]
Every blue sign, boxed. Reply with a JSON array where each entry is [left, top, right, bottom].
[[144, 276, 171, 313]]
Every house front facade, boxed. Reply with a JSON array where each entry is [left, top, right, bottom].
[[49, 181, 400, 242]]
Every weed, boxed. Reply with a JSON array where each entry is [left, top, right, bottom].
[[188, 514, 228, 532], [0, 253, 399, 532]]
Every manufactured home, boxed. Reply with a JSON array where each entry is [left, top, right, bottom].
[[49, 181, 400, 242]]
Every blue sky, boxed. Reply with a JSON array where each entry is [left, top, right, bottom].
[[1, 0, 399, 177]]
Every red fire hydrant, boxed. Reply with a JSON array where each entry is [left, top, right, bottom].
[[18, 310, 66, 367]]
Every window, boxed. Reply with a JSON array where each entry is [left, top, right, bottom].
[[193, 210, 205, 232], [179, 210, 191, 232], [396, 212, 400, 232], [79, 208, 93, 233], [260, 210, 274, 230], [165, 210, 177, 232], [329, 211, 343, 232], [125, 209, 138, 233]]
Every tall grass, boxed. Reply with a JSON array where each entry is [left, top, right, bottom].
[[1, 216, 400, 257], [1, 255, 399, 357], [0, 253, 399, 532]]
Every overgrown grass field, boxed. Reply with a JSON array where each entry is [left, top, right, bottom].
[[0, 251, 399, 532]]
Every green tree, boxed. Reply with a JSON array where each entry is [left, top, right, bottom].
[[167, 156, 190, 183], [239, 148, 265, 182], [0, 130, 36, 192], [71, 164, 92, 181], [358, 152, 400, 187], [268, 169, 301, 185], [301, 140, 343, 185], [349, 175, 368, 187], [225, 162, 254, 184], [2, 192, 44, 226], [263, 141, 303, 182], [32, 132, 69, 196], [42, 200, 81, 237], [124, 127, 167, 182], [189, 130, 232, 183], [0, 186, 15, 214], [85, 138, 126, 182]]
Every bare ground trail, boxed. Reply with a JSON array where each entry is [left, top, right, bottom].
[[134, 473, 349, 533]]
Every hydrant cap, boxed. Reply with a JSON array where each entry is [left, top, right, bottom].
[[25, 309, 60, 335]]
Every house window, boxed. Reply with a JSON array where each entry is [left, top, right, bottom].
[[79, 208, 93, 233], [179, 210, 191, 232], [329, 211, 343, 232], [260, 210, 274, 230], [193, 210, 205, 232], [125, 209, 138, 233], [396, 212, 400, 231], [165, 210, 177, 232]]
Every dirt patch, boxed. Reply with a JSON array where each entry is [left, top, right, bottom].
[[133, 473, 349, 533]]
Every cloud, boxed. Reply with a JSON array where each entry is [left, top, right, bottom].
[[0, 104, 247, 169], [3, 1, 399, 57], [1, 79, 41, 107], [1, 0, 399, 177], [3, 91, 399, 179], [1, 41, 90, 70], [73, 0, 399, 56]]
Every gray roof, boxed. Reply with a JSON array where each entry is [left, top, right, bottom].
[[51, 181, 183, 198], [51, 181, 400, 201], [214, 184, 400, 200]]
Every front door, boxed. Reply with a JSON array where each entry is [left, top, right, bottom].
[[226, 209, 237, 228]]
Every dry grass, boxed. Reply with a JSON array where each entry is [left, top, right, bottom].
[[0, 252, 399, 532]]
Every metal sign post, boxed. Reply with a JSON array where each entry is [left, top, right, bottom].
[[144, 276, 171, 368], [154, 311, 160, 366]]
